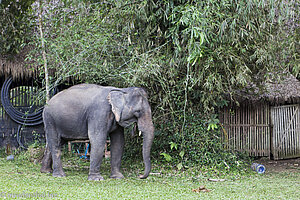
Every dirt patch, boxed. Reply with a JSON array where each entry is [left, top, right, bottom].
[[254, 157, 300, 173]]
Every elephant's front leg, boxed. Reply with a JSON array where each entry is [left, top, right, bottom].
[[88, 130, 107, 181], [109, 127, 125, 179]]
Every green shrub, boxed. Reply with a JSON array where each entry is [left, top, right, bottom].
[[124, 114, 251, 173]]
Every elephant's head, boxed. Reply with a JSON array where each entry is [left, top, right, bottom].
[[108, 87, 154, 179]]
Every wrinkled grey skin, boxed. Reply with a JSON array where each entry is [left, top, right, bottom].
[[40, 84, 154, 180]]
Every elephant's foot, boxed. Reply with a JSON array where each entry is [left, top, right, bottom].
[[110, 172, 124, 179], [52, 170, 66, 177], [88, 173, 104, 181], [40, 166, 53, 173]]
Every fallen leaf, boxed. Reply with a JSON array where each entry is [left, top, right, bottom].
[[192, 186, 211, 193]]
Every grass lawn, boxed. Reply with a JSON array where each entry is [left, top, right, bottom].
[[0, 153, 299, 200]]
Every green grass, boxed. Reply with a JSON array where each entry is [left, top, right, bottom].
[[0, 153, 299, 200]]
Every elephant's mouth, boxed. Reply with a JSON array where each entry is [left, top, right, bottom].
[[118, 118, 137, 128]]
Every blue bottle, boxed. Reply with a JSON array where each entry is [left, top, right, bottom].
[[251, 163, 265, 174], [6, 155, 14, 161]]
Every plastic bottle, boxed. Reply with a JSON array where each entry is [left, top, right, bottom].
[[251, 163, 266, 174], [6, 155, 14, 161]]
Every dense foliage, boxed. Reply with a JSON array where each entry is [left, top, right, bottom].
[[2, 0, 298, 170], [0, 0, 35, 56], [29, 0, 298, 110]]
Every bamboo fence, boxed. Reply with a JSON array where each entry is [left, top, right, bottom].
[[220, 104, 271, 157], [271, 104, 300, 159]]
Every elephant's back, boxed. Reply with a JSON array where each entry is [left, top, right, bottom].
[[50, 84, 102, 102], [54, 84, 117, 98], [45, 84, 115, 114], [45, 83, 118, 115], [68, 83, 101, 90]]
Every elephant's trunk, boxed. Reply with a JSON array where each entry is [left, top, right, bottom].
[[139, 129, 154, 179], [137, 108, 154, 179]]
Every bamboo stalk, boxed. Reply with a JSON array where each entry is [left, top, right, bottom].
[[38, 0, 50, 163], [38, 0, 50, 103]]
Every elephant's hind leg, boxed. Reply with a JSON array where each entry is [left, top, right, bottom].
[[44, 115, 66, 177], [40, 144, 53, 173], [51, 146, 66, 177]]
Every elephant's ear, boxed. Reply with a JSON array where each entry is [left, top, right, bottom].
[[107, 91, 126, 122]]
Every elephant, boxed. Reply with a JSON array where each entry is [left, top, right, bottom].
[[40, 84, 155, 180]]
